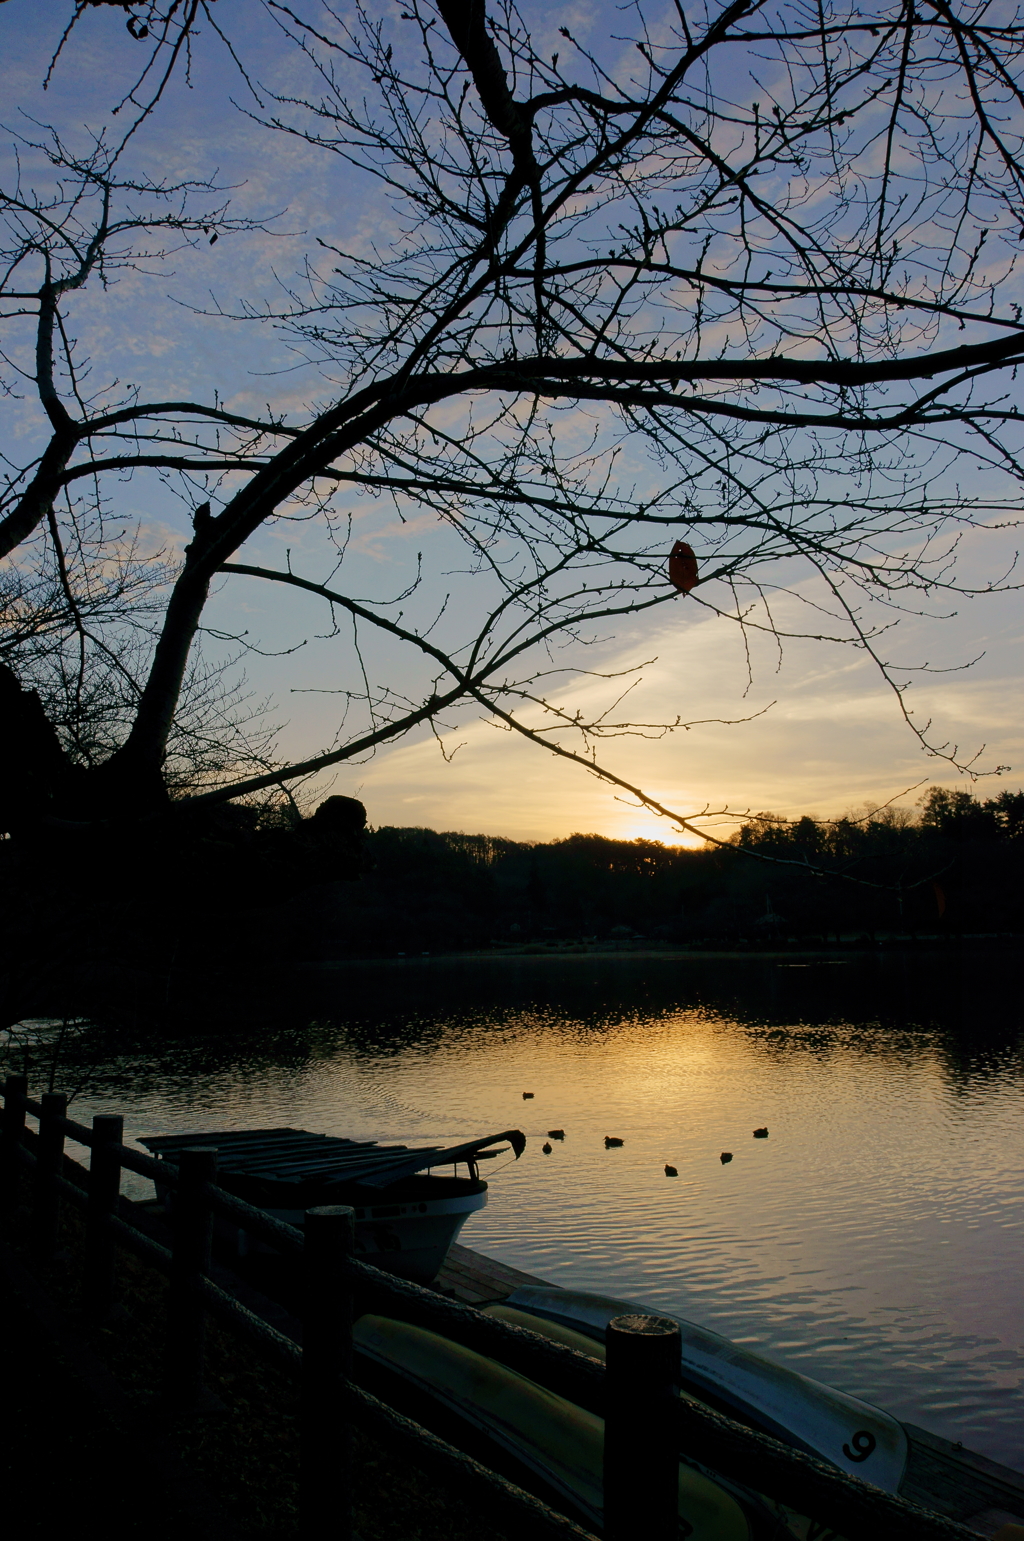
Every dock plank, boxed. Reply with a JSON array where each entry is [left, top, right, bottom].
[[435, 1242, 549, 1304], [440, 1243, 1024, 1537], [902, 1424, 1024, 1530]]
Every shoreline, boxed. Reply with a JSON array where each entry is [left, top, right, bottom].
[[295, 937, 1020, 970]]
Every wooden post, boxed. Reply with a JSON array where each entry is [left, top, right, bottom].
[[0, 1074, 27, 1210], [84, 1112, 123, 1321], [33, 1090, 67, 1258], [301, 1205, 355, 1541], [165, 1146, 217, 1411], [603, 1313, 681, 1541]]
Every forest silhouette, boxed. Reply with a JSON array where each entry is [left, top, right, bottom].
[[5, 785, 1020, 1032], [289, 787, 1024, 960]]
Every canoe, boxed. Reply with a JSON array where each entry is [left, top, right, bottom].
[[353, 1312, 758, 1540], [504, 1284, 907, 1492], [477, 1305, 851, 1541]]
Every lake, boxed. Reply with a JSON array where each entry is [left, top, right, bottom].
[[64, 948, 1024, 1469]]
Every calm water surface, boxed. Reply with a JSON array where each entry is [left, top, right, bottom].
[[70, 951, 1024, 1467]]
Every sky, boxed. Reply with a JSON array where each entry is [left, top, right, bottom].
[[2, 1, 1022, 844]]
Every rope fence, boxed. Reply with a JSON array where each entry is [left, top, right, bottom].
[[0, 1074, 985, 1541]]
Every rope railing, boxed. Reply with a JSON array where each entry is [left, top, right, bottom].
[[0, 1074, 987, 1541], [351, 1380, 599, 1541], [349, 1251, 605, 1411], [113, 1141, 176, 1187], [669, 1399, 989, 1541], [0, 1074, 602, 1541], [197, 1274, 303, 1371], [204, 1179, 303, 1254]]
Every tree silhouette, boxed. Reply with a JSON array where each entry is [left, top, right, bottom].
[[2, 0, 1022, 853]]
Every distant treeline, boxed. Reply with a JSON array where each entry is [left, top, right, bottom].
[[287, 786, 1024, 956], [14, 785, 1020, 1031]]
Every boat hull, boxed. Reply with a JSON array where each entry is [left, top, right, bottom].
[[232, 1185, 487, 1283], [505, 1285, 907, 1492], [157, 1172, 488, 1284]]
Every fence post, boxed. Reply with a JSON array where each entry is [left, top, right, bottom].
[[0, 1074, 27, 1211], [301, 1205, 355, 1541], [85, 1113, 123, 1321], [33, 1090, 68, 1258], [165, 1146, 217, 1412], [603, 1312, 681, 1541]]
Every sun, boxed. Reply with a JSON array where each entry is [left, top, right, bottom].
[[614, 818, 704, 849]]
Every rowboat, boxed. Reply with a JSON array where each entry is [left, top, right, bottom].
[[140, 1126, 524, 1284], [502, 1284, 907, 1492]]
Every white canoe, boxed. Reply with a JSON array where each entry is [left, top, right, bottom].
[[505, 1285, 907, 1493]]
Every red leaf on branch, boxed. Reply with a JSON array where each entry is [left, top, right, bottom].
[[668, 540, 698, 593]]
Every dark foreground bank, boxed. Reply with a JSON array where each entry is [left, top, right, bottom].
[[0, 1193, 525, 1541]]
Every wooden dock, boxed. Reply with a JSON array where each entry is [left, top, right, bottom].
[[436, 1243, 1024, 1540], [436, 1240, 549, 1305]]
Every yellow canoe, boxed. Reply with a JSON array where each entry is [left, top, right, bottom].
[[480, 1305, 843, 1541], [353, 1311, 753, 1540]]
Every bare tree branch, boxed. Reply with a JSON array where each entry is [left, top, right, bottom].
[[2, 0, 1022, 840]]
